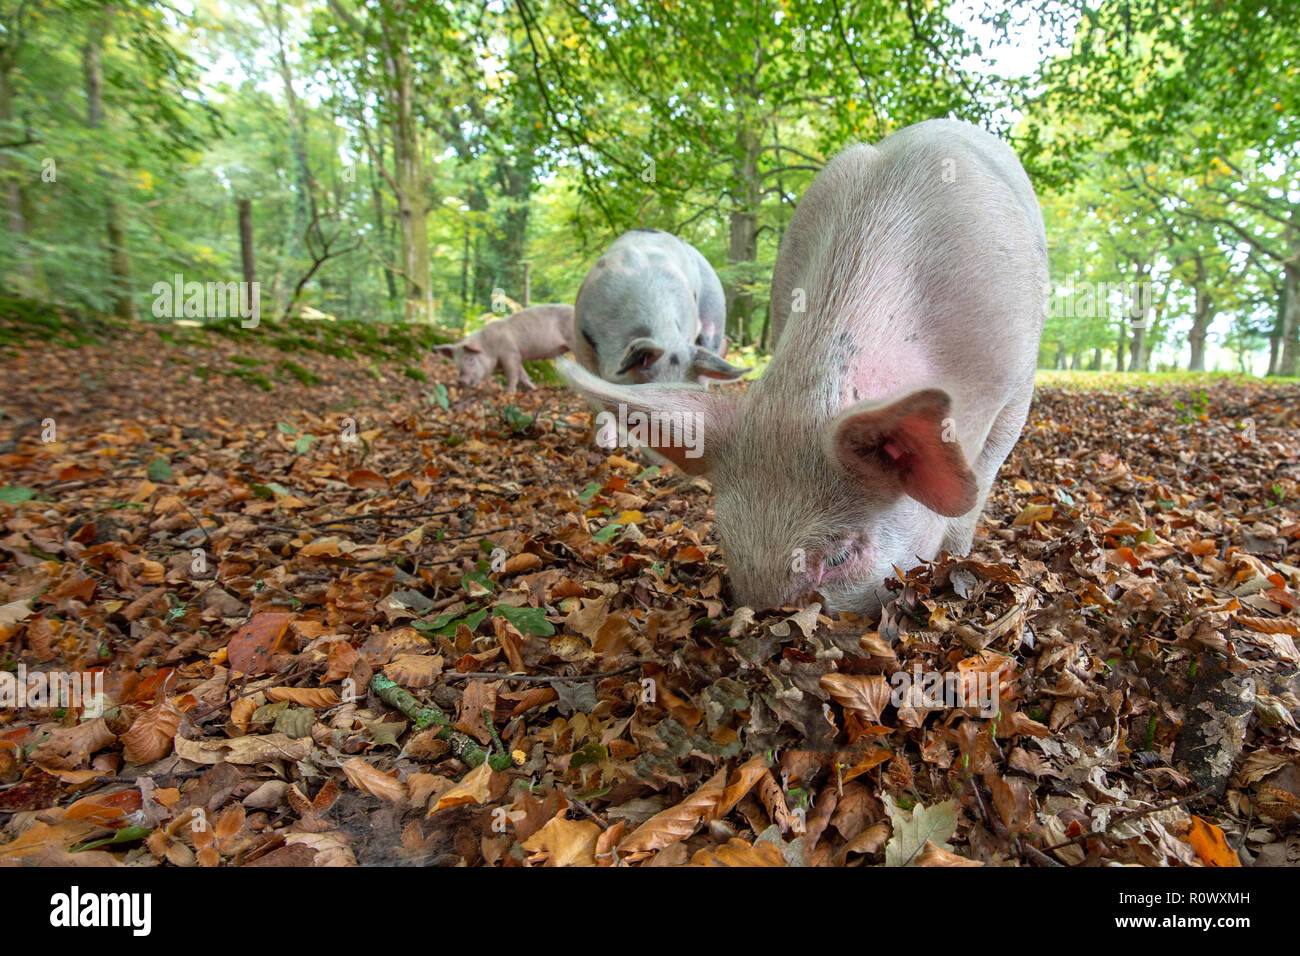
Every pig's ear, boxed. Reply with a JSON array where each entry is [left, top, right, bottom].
[[689, 347, 748, 381], [825, 389, 978, 517], [433, 343, 458, 356], [557, 357, 738, 475], [463, 339, 484, 354], [617, 338, 665, 376]]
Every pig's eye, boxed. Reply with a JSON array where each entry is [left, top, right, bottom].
[[825, 547, 852, 568]]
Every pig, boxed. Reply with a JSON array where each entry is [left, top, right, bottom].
[[434, 303, 575, 392], [573, 229, 747, 385], [560, 119, 1047, 615]]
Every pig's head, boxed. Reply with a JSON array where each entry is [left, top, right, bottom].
[[613, 337, 748, 386], [576, 263, 747, 385], [558, 359, 978, 615], [434, 340, 492, 386]]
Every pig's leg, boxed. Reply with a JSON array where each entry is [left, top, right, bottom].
[[502, 353, 534, 392]]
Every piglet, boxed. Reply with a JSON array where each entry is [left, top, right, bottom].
[[560, 120, 1047, 614], [434, 304, 575, 392], [573, 229, 747, 384]]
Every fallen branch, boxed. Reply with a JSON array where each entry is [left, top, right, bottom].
[[369, 673, 513, 770]]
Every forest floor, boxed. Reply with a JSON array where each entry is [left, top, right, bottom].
[[1, 302, 1299, 867]]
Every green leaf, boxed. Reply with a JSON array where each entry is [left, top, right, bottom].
[[882, 795, 958, 867], [277, 421, 299, 435], [569, 742, 609, 768], [294, 435, 315, 455], [462, 570, 495, 594], [635, 466, 660, 481], [0, 486, 35, 503], [578, 482, 602, 504], [72, 825, 151, 852], [592, 522, 622, 543], [413, 606, 489, 638], [502, 404, 534, 432], [250, 481, 292, 500], [431, 383, 449, 410], [493, 604, 555, 636], [147, 458, 173, 481]]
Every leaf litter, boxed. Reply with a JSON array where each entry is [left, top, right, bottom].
[[0, 322, 1298, 866]]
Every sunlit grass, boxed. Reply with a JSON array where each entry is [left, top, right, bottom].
[[1034, 369, 1299, 390]]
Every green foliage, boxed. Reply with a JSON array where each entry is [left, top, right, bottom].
[[0, 1, 1291, 374]]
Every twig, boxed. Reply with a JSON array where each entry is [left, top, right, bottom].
[[1019, 840, 1064, 867], [566, 795, 611, 830], [312, 508, 461, 527], [1038, 788, 1211, 854], [442, 664, 642, 683]]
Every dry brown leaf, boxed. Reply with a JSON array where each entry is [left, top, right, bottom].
[[226, 611, 295, 675], [520, 814, 601, 866], [689, 838, 786, 866], [173, 732, 312, 765], [29, 719, 117, 770], [915, 840, 983, 866], [430, 761, 497, 814], [341, 757, 408, 804], [618, 768, 727, 862], [384, 653, 444, 688], [323, 641, 360, 683], [264, 686, 342, 708], [820, 672, 891, 722], [121, 696, 183, 764]]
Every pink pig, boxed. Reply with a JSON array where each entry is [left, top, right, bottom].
[[560, 120, 1047, 614], [434, 304, 575, 392]]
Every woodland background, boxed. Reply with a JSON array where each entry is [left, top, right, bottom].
[[0, 0, 1297, 376]]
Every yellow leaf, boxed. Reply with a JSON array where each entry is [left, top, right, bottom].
[[521, 814, 601, 866], [1012, 504, 1054, 526]]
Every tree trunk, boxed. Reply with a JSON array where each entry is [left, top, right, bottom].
[[1090, 347, 1102, 370], [271, 1, 314, 255], [1128, 322, 1146, 372], [1115, 324, 1127, 372], [459, 227, 471, 322], [468, 182, 493, 310], [360, 124, 398, 306], [379, 2, 431, 321], [83, 24, 135, 321], [1278, 261, 1300, 377], [725, 123, 761, 345], [1187, 253, 1212, 372], [0, 56, 40, 295], [724, 47, 763, 346], [238, 199, 256, 286]]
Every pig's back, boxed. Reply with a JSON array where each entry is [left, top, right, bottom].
[[487, 304, 574, 359], [768, 120, 1046, 413]]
